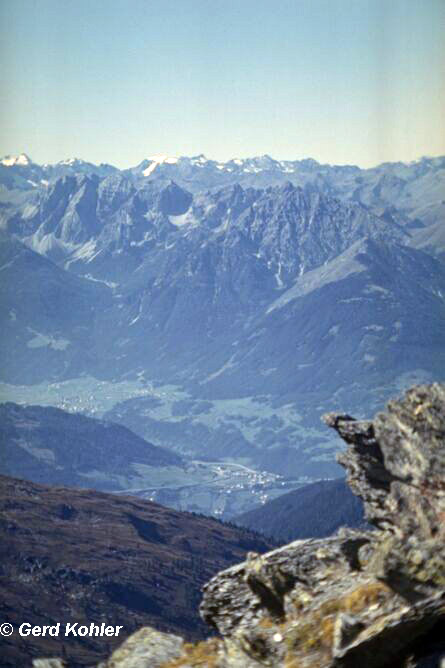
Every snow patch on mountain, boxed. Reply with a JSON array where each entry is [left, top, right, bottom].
[[190, 155, 208, 166], [169, 212, 196, 227], [58, 158, 84, 166], [143, 155, 179, 176], [1, 153, 32, 167]]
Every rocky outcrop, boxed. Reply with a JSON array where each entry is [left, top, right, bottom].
[[196, 384, 445, 668], [36, 384, 445, 666], [196, 383, 445, 668], [32, 629, 184, 668], [99, 628, 184, 668]]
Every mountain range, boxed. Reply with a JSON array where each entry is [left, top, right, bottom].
[[0, 152, 444, 508], [2, 152, 444, 230]]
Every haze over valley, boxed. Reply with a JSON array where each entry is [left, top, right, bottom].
[[1, 151, 444, 517]]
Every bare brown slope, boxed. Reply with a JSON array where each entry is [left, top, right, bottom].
[[0, 475, 273, 667]]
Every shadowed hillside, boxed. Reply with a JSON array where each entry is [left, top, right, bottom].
[[0, 475, 273, 667], [233, 478, 365, 543], [0, 402, 183, 490]]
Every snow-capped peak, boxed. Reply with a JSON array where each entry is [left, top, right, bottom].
[[58, 157, 84, 166], [190, 154, 208, 164], [142, 155, 179, 177], [1, 153, 33, 167]]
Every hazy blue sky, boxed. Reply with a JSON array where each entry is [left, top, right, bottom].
[[1, 0, 444, 167]]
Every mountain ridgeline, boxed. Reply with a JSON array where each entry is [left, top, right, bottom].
[[0, 152, 444, 484], [233, 478, 365, 543], [0, 402, 182, 490]]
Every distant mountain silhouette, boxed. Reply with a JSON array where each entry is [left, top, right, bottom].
[[233, 478, 366, 542], [0, 402, 183, 489]]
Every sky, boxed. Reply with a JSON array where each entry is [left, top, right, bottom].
[[1, 0, 444, 168]]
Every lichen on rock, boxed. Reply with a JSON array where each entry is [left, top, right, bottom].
[[195, 384, 445, 667], [99, 627, 184, 668]]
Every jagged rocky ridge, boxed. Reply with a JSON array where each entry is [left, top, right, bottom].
[[47, 383, 444, 668], [1, 154, 445, 483]]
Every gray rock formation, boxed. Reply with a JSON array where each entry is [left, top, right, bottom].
[[198, 383, 445, 667], [99, 628, 184, 668]]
